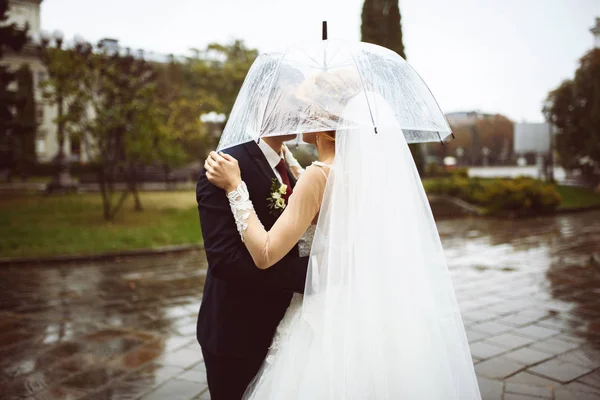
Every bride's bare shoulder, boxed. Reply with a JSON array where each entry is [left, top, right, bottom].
[[300, 163, 330, 182], [291, 164, 329, 207]]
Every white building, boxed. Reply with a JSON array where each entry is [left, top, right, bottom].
[[2, 0, 62, 163], [513, 123, 554, 154], [2, 0, 174, 164]]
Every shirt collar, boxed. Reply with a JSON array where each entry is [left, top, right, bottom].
[[257, 140, 283, 170]]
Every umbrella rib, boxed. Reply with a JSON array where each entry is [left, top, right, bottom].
[[298, 48, 326, 70], [403, 62, 452, 137], [347, 48, 378, 133], [259, 51, 289, 136], [325, 44, 342, 68]]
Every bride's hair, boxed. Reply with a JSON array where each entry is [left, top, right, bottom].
[[321, 130, 336, 142], [296, 69, 363, 128]]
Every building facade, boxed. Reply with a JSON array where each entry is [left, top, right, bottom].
[[3, 0, 180, 165], [2, 0, 63, 163], [2, 0, 94, 163]]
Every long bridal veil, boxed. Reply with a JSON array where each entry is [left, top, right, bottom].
[[247, 92, 482, 399]]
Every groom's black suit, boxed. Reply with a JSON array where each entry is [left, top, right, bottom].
[[196, 141, 309, 399]]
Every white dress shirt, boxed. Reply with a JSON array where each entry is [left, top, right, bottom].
[[257, 140, 305, 182], [258, 140, 285, 182]]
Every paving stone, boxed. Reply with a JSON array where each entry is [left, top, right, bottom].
[[554, 389, 600, 400], [475, 357, 524, 379], [470, 321, 513, 335], [503, 347, 553, 366], [469, 341, 509, 359], [505, 382, 553, 398], [529, 359, 595, 383], [503, 394, 547, 400], [505, 371, 561, 387], [140, 379, 206, 400], [487, 332, 537, 350], [557, 348, 600, 370], [476, 376, 503, 400], [515, 324, 560, 340]]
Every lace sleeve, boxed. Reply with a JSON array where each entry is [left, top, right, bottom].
[[227, 181, 261, 241]]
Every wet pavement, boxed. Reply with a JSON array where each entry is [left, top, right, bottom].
[[1, 211, 600, 400]]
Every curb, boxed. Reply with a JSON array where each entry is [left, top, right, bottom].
[[427, 195, 485, 217], [555, 204, 600, 214], [0, 244, 203, 267]]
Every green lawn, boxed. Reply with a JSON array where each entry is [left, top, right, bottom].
[[0, 191, 202, 259], [556, 185, 600, 210], [2, 181, 598, 260]]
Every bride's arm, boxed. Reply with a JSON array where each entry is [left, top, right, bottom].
[[206, 152, 326, 269]]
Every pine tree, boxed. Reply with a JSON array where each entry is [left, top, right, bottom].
[[361, 0, 405, 58], [0, 0, 29, 174], [361, 0, 425, 174]]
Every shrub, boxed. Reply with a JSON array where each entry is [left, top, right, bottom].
[[425, 176, 561, 217], [423, 163, 469, 179], [476, 177, 561, 216], [451, 168, 469, 179]]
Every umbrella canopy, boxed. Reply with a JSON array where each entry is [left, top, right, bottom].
[[217, 39, 451, 151]]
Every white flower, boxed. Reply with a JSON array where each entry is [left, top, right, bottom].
[[272, 192, 281, 200], [275, 198, 286, 209], [278, 184, 288, 195]]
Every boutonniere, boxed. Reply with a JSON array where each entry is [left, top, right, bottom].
[[267, 178, 288, 216]]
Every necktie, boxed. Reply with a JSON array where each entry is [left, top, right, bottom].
[[275, 158, 293, 202]]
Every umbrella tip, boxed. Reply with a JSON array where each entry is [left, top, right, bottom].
[[322, 21, 328, 40], [451, 132, 455, 139]]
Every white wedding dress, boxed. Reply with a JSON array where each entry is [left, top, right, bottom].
[[227, 94, 481, 399], [243, 225, 315, 399]]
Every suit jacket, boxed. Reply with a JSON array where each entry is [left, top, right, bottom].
[[196, 141, 309, 357]]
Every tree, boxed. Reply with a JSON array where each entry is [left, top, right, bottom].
[[361, 0, 405, 58], [74, 45, 160, 218], [38, 37, 92, 190], [545, 49, 600, 185], [360, 0, 424, 174], [186, 40, 258, 117], [0, 0, 28, 177], [155, 57, 219, 163], [13, 64, 36, 178]]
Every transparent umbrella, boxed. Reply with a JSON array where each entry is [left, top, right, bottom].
[[217, 39, 451, 151]]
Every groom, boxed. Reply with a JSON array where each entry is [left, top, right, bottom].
[[196, 135, 309, 400]]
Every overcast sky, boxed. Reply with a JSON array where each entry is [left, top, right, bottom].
[[41, 0, 600, 122]]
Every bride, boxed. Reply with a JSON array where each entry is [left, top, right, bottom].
[[205, 88, 481, 398]]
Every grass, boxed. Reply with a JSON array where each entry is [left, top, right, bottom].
[[2, 180, 598, 260], [0, 191, 201, 259], [556, 185, 600, 210]]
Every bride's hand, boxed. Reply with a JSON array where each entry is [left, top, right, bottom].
[[205, 151, 242, 193]]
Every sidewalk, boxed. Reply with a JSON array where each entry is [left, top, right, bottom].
[[1, 211, 599, 399]]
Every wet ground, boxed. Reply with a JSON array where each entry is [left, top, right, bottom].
[[1, 211, 600, 400]]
